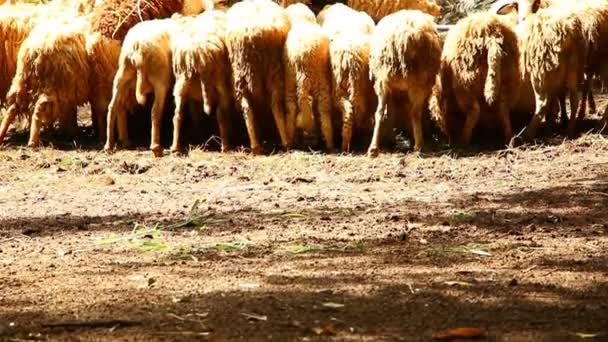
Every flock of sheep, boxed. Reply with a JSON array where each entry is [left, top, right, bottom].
[[0, 0, 606, 157]]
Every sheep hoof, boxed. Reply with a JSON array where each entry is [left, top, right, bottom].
[[170, 144, 182, 154], [367, 147, 380, 158], [151, 147, 163, 158], [326, 147, 336, 154], [221, 144, 233, 153], [27, 141, 40, 149], [251, 146, 264, 156]]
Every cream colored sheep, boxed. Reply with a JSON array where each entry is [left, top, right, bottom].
[[367, 10, 441, 156], [90, 0, 218, 41], [496, 0, 608, 128], [278, 0, 441, 21], [171, 10, 234, 153], [316, 3, 375, 152], [0, 10, 33, 105], [103, 18, 178, 157], [283, 3, 334, 152], [225, 0, 292, 155], [515, 5, 587, 139], [429, 12, 521, 146], [0, 19, 90, 147]]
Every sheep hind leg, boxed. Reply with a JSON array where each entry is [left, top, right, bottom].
[[240, 95, 263, 155], [104, 66, 135, 152], [149, 86, 169, 158], [171, 76, 189, 154], [524, 93, 550, 141], [340, 98, 354, 153], [91, 95, 109, 143], [316, 82, 334, 153], [284, 71, 298, 148], [460, 100, 480, 147], [577, 75, 591, 120], [497, 99, 513, 146], [216, 82, 233, 153], [567, 87, 579, 137], [588, 89, 597, 115], [367, 87, 389, 157], [409, 97, 426, 152], [270, 86, 290, 151], [0, 104, 18, 144], [28, 98, 53, 148]]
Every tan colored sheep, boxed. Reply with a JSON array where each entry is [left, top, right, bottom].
[[317, 3, 375, 152], [225, 0, 292, 155], [0, 10, 33, 105], [103, 18, 178, 157], [495, 0, 608, 128], [283, 3, 334, 152], [429, 12, 521, 146], [278, 0, 441, 21], [367, 10, 441, 156], [90, 0, 215, 42], [0, 19, 90, 147], [171, 9, 234, 153], [514, 5, 587, 139]]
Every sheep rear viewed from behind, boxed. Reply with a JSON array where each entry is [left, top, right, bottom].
[[103, 18, 178, 157], [429, 12, 521, 146], [317, 3, 376, 152], [225, 0, 291, 155], [0, 20, 90, 147], [283, 3, 334, 152], [517, 5, 587, 139], [171, 9, 234, 154], [367, 10, 441, 156]]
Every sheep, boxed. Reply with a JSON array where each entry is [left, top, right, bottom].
[[316, 3, 375, 152], [367, 10, 441, 156], [90, 0, 216, 42], [283, 3, 334, 152], [513, 5, 587, 139], [103, 18, 179, 157], [0, 10, 33, 105], [278, 0, 441, 21], [429, 12, 521, 146], [170, 9, 234, 153], [0, 19, 90, 147], [495, 0, 608, 129], [225, 0, 292, 155], [86, 33, 123, 142]]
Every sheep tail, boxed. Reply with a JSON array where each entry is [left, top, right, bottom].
[[135, 67, 148, 106], [484, 39, 502, 106]]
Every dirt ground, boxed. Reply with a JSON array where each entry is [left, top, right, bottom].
[[1, 108, 608, 341]]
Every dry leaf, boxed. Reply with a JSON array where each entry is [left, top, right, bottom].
[[467, 249, 492, 256], [322, 302, 345, 308], [241, 312, 267, 321], [312, 324, 336, 335], [575, 332, 600, 339], [432, 327, 484, 340]]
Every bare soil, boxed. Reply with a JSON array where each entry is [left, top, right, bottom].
[[1, 109, 608, 341]]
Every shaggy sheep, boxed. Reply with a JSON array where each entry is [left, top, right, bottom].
[[225, 0, 291, 155], [171, 10, 234, 153], [278, 0, 441, 21], [90, 0, 217, 42], [367, 10, 441, 156], [103, 18, 178, 157], [0, 10, 33, 105], [283, 3, 334, 151], [0, 19, 90, 147], [495, 0, 608, 128], [429, 12, 521, 146], [316, 3, 375, 152], [515, 5, 587, 139]]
